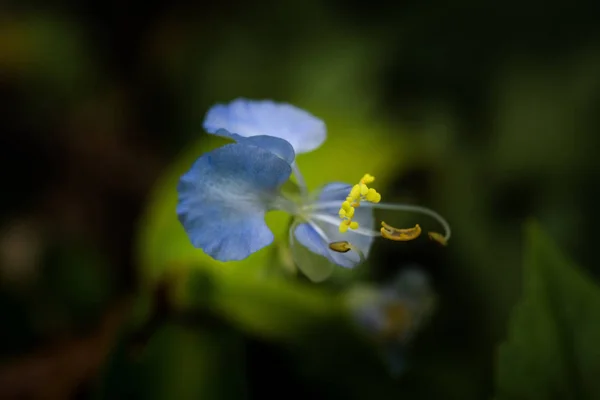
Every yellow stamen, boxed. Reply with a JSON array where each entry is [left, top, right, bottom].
[[338, 173, 382, 233], [360, 184, 369, 196], [360, 173, 375, 184], [366, 188, 379, 202], [380, 222, 422, 241], [350, 185, 361, 200]]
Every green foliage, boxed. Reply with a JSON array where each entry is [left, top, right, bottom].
[[183, 268, 398, 398], [98, 323, 247, 400], [97, 265, 402, 399], [43, 240, 115, 327], [4, 2, 600, 399], [495, 222, 600, 400], [183, 267, 341, 343]]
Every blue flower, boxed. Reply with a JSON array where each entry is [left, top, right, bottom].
[[345, 268, 436, 376], [203, 98, 326, 154], [177, 100, 451, 281]]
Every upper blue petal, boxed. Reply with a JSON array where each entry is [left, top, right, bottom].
[[213, 129, 295, 165], [204, 98, 326, 154], [177, 142, 292, 261], [294, 182, 375, 268]]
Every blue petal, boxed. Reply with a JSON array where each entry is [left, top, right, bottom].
[[347, 269, 434, 376], [213, 129, 295, 165], [177, 142, 292, 261], [294, 182, 375, 268], [354, 299, 387, 335], [204, 98, 326, 154], [288, 221, 336, 283]]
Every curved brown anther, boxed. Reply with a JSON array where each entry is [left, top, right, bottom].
[[380, 222, 422, 241]]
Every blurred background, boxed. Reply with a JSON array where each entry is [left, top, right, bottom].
[[2, 1, 600, 399]]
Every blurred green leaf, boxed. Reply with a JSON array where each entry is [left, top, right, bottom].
[[184, 266, 339, 343], [43, 240, 114, 327], [98, 323, 247, 400], [495, 222, 600, 400], [183, 268, 398, 398]]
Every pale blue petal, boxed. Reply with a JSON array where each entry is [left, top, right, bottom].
[[294, 182, 375, 268], [294, 222, 356, 266], [177, 142, 292, 261], [204, 98, 326, 154], [348, 269, 433, 377], [213, 129, 295, 165], [354, 300, 386, 335], [288, 220, 335, 283]]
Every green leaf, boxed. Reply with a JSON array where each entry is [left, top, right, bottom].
[[97, 323, 247, 400], [184, 266, 340, 343], [495, 221, 600, 400], [182, 268, 398, 398]]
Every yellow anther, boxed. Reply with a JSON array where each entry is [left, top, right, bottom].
[[360, 173, 375, 184], [366, 188, 379, 202], [338, 173, 383, 234], [350, 185, 361, 199], [380, 222, 422, 241], [329, 241, 352, 253], [428, 232, 447, 246], [360, 184, 369, 196]]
